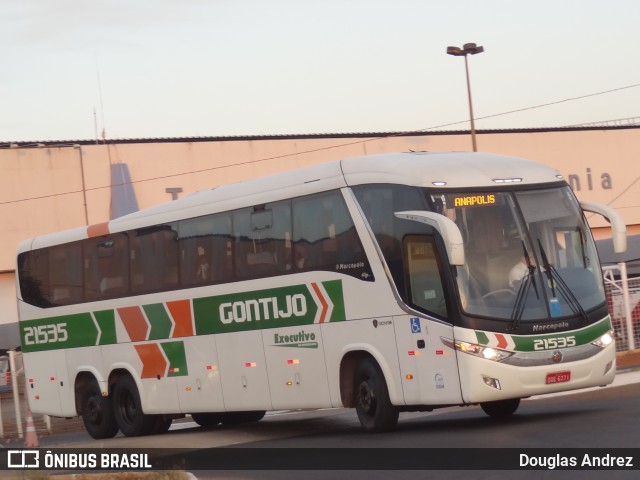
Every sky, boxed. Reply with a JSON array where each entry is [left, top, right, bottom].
[[2, 0, 640, 142]]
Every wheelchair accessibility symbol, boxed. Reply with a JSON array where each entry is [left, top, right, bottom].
[[410, 317, 421, 334]]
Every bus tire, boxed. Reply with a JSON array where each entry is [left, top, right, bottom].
[[481, 398, 520, 418], [112, 375, 156, 436], [80, 379, 119, 439], [354, 358, 398, 432], [192, 413, 223, 427]]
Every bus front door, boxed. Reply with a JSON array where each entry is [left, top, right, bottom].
[[394, 234, 462, 406], [394, 315, 462, 406]]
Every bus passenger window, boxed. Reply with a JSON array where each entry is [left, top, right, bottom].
[[18, 249, 51, 308], [194, 246, 210, 281], [18, 243, 83, 307], [352, 184, 429, 290], [234, 201, 291, 279], [293, 191, 371, 280], [49, 243, 83, 305], [178, 213, 233, 286], [84, 233, 129, 300], [130, 225, 179, 294]]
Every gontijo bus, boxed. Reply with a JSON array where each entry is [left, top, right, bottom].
[[16, 152, 626, 437]]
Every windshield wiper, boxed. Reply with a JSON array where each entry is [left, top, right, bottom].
[[537, 239, 589, 322], [510, 242, 539, 331], [577, 227, 589, 268]]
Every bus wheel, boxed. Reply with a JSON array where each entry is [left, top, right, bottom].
[[112, 375, 156, 436], [481, 398, 520, 418], [191, 413, 223, 427], [354, 358, 398, 432], [81, 379, 119, 439], [220, 411, 266, 425]]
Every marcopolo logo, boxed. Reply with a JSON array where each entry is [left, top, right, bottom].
[[193, 280, 345, 335]]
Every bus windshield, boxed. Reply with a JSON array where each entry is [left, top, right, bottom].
[[431, 187, 605, 322]]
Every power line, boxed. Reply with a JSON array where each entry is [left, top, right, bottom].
[[603, 174, 640, 208], [472, 83, 640, 125], [2, 82, 640, 207]]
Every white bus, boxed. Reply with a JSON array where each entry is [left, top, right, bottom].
[[16, 152, 626, 437]]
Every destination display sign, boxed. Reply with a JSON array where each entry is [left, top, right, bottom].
[[450, 194, 497, 207]]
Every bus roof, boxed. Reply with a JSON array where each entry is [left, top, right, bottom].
[[20, 152, 564, 252], [341, 151, 562, 188]]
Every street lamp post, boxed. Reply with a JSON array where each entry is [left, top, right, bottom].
[[446, 43, 484, 152]]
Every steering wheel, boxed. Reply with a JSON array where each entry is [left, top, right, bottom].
[[482, 289, 516, 300]]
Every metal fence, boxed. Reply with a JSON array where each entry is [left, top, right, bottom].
[[604, 263, 640, 351], [0, 350, 62, 443]]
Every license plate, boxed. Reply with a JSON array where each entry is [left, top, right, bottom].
[[546, 371, 571, 384]]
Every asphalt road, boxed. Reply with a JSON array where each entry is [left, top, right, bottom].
[[19, 369, 637, 449], [4, 370, 637, 480]]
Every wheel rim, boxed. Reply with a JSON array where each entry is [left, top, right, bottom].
[[358, 379, 377, 415], [117, 390, 137, 427], [86, 394, 103, 424]]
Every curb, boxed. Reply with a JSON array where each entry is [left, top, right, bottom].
[[616, 349, 640, 370]]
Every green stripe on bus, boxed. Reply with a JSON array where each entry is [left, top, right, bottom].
[[511, 317, 611, 351], [476, 331, 490, 346], [193, 281, 345, 335], [20, 281, 345, 351], [20, 313, 98, 353], [194, 284, 316, 335], [143, 303, 173, 340], [474, 317, 611, 352], [161, 341, 188, 377], [93, 310, 117, 345], [323, 280, 346, 322]]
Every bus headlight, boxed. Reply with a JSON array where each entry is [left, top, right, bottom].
[[443, 338, 513, 362], [481, 347, 504, 362], [591, 330, 614, 348]]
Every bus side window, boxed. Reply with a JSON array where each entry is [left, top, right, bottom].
[[178, 213, 232, 287], [84, 233, 129, 301], [270, 202, 292, 272], [211, 214, 233, 282], [18, 249, 51, 307], [234, 207, 260, 278], [49, 242, 83, 305], [293, 191, 370, 278], [130, 225, 179, 294], [19, 243, 82, 307], [293, 196, 324, 268], [353, 184, 430, 291], [234, 201, 291, 279]]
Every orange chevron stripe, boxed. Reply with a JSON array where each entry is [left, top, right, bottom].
[[495, 334, 508, 349], [134, 344, 167, 379], [166, 300, 194, 338], [87, 222, 110, 238], [118, 306, 149, 342], [311, 283, 329, 323]]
